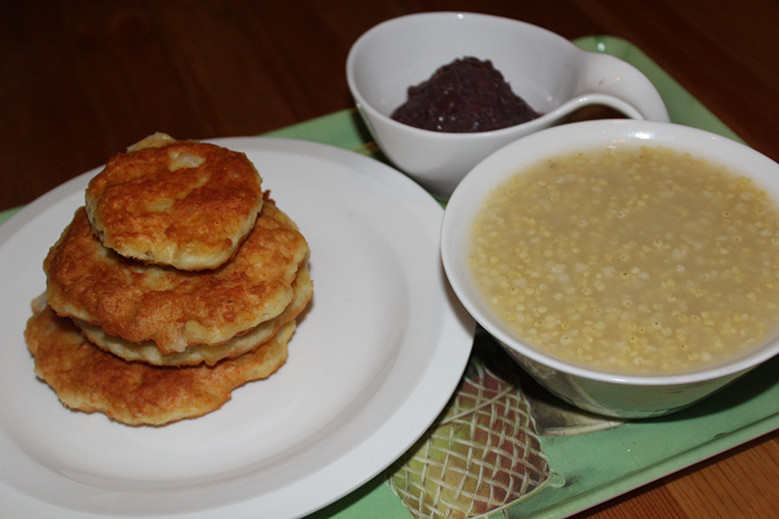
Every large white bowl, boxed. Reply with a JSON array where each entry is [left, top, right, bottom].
[[441, 119, 779, 418], [346, 12, 669, 199]]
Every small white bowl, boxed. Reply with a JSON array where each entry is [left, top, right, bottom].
[[346, 12, 669, 199], [441, 119, 779, 418]]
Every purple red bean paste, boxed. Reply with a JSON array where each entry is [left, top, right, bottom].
[[391, 57, 542, 132]]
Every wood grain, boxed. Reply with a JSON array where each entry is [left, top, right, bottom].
[[1, 1, 777, 518]]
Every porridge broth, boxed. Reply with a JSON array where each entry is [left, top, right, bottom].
[[469, 146, 779, 375]]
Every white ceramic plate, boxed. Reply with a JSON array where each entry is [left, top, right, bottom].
[[0, 137, 475, 518]]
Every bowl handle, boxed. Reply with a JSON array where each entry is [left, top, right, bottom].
[[558, 51, 670, 122]]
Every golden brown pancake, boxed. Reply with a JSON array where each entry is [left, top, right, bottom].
[[25, 302, 294, 427], [85, 134, 264, 270], [74, 265, 312, 366], [45, 201, 309, 354]]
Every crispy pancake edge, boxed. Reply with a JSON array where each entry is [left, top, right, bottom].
[[25, 304, 295, 427], [76, 265, 312, 366]]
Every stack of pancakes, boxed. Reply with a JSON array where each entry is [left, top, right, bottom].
[[25, 133, 312, 426]]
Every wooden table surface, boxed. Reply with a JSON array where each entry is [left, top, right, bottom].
[[2, 1, 777, 518]]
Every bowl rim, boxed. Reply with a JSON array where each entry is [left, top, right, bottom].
[[345, 11, 584, 140], [441, 119, 779, 386]]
